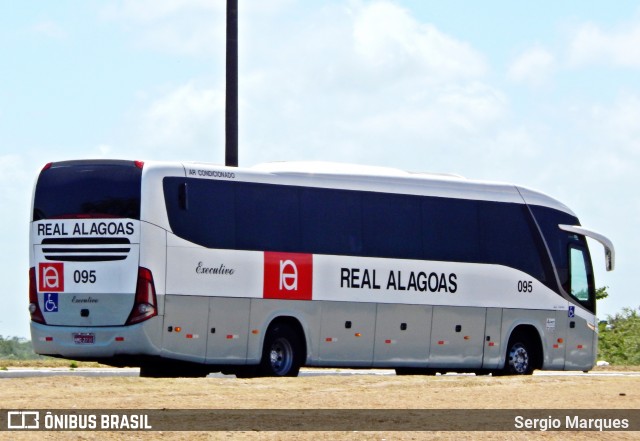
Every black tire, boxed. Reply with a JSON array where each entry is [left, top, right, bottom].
[[140, 361, 209, 378], [503, 334, 535, 375], [395, 368, 437, 376], [140, 361, 174, 378], [233, 366, 259, 378], [259, 323, 303, 377]]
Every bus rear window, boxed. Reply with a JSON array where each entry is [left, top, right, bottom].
[[33, 160, 142, 221]]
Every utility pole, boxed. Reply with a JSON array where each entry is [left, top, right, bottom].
[[225, 0, 238, 167]]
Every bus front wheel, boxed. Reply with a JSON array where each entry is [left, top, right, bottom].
[[502, 334, 535, 375], [259, 323, 302, 377]]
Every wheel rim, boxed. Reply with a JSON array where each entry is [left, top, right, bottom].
[[508, 342, 529, 374], [269, 337, 293, 375]]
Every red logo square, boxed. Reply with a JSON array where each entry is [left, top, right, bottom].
[[38, 263, 65, 292], [263, 252, 313, 300]]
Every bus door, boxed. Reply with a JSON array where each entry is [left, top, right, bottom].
[[481, 307, 503, 369], [563, 245, 597, 370]]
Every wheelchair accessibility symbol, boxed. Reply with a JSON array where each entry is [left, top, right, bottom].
[[44, 293, 59, 312]]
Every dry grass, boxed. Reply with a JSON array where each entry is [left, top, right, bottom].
[[1, 371, 638, 440], [1, 357, 637, 371], [0, 359, 105, 369]]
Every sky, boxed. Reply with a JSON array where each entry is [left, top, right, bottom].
[[1, 0, 639, 338]]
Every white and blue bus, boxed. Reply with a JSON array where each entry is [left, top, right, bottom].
[[29, 160, 614, 377]]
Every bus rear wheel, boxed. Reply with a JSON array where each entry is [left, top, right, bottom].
[[259, 323, 303, 377]]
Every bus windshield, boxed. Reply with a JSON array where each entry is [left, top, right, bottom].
[[33, 160, 142, 221]]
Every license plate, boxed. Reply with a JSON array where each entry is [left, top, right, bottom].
[[73, 333, 95, 344]]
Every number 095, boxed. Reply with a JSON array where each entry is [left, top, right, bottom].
[[74, 270, 96, 284], [517, 280, 533, 293]]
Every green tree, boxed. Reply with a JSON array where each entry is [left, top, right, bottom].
[[598, 307, 640, 365], [596, 286, 609, 301], [0, 335, 40, 360], [595, 287, 640, 365]]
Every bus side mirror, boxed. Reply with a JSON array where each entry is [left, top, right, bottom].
[[559, 225, 615, 271]]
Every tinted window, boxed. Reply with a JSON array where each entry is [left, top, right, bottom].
[[164, 178, 235, 249], [163, 178, 554, 283], [362, 193, 421, 259], [236, 183, 300, 252], [530, 205, 580, 292], [422, 197, 480, 262], [300, 188, 362, 255], [33, 160, 141, 221], [479, 202, 549, 283]]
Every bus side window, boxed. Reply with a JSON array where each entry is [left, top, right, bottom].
[[569, 246, 590, 302]]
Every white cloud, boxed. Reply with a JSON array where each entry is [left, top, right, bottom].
[[569, 20, 640, 68], [101, 0, 225, 57], [96, 144, 114, 157], [101, 0, 295, 57], [345, 82, 505, 142], [353, 1, 487, 81], [238, 1, 495, 165], [0, 155, 28, 187], [124, 0, 498, 167], [102, 0, 221, 23], [102, 0, 293, 22], [0, 155, 31, 338], [134, 82, 224, 158], [589, 94, 640, 158], [29, 20, 68, 40], [507, 46, 555, 85]]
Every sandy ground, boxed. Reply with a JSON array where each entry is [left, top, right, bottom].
[[1, 370, 639, 440]]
